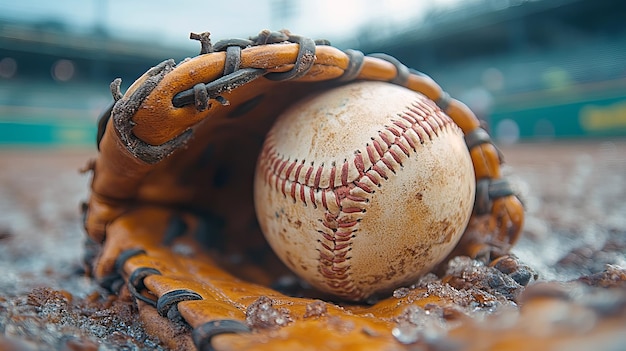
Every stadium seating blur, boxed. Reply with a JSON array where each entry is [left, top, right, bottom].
[[354, 0, 626, 142], [0, 18, 194, 147], [1, 0, 624, 147]]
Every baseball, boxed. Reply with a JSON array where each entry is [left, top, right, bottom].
[[254, 81, 475, 301]]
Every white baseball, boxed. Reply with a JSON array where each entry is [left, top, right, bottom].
[[254, 81, 475, 301]]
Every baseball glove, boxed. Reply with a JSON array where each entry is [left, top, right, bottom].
[[82, 29, 525, 350]]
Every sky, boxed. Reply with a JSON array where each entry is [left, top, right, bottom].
[[0, 0, 462, 48]]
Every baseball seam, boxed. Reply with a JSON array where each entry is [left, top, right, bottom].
[[260, 96, 456, 299]]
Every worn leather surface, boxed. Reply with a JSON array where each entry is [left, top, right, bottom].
[[83, 30, 527, 350], [95, 207, 626, 351]]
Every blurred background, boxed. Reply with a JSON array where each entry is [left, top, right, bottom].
[[1, 4, 625, 349], [0, 0, 625, 147]]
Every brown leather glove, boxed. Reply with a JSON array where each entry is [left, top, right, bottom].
[[82, 29, 526, 350]]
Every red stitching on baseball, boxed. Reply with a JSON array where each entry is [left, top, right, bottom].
[[396, 140, 411, 156], [320, 242, 333, 251], [321, 231, 334, 241], [404, 131, 417, 151], [420, 119, 435, 139], [335, 231, 353, 238], [321, 189, 328, 210], [346, 194, 366, 202], [294, 162, 304, 181], [354, 181, 373, 193], [365, 172, 380, 186], [309, 187, 316, 208], [401, 114, 416, 124], [373, 139, 385, 157], [314, 165, 323, 188], [280, 177, 287, 198], [337, 220, 357, 228], [393, 120, 409, 131], [389, 125, 402, 137], [341, 161, 349, 186], [277, 159, 287, 178], [318, 249, 333, 260], [372, 164, 388, 179], [300, 183, 306, 204], [304, 165, 313, 183], [427, 118, 441, 136], [285, 160, 296, 179], [259, 94, 456, 299], [389, 148, 403, 165], [273, 170, 280, 192], [380, 156, 395, 173], [354, 152, 365, 174], [290, 181, 297, 201], [366, 144, 377, 165], [380, 130, 393, 147]]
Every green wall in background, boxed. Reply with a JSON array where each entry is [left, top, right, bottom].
[[490, 88, 626, 143], [1, 87, 624, 147], [0, 120, 97, 147]]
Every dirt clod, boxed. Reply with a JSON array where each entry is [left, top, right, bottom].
[[392, 287, 410, 298], [444, 256, 526, 301], [246, 296, 293, 330], [392, 305, 448, 345], [577, 264, 626, 288], [303, 300, 327, 318]]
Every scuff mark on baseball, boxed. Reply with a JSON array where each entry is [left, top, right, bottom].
[[254, 81, 475, 301]]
